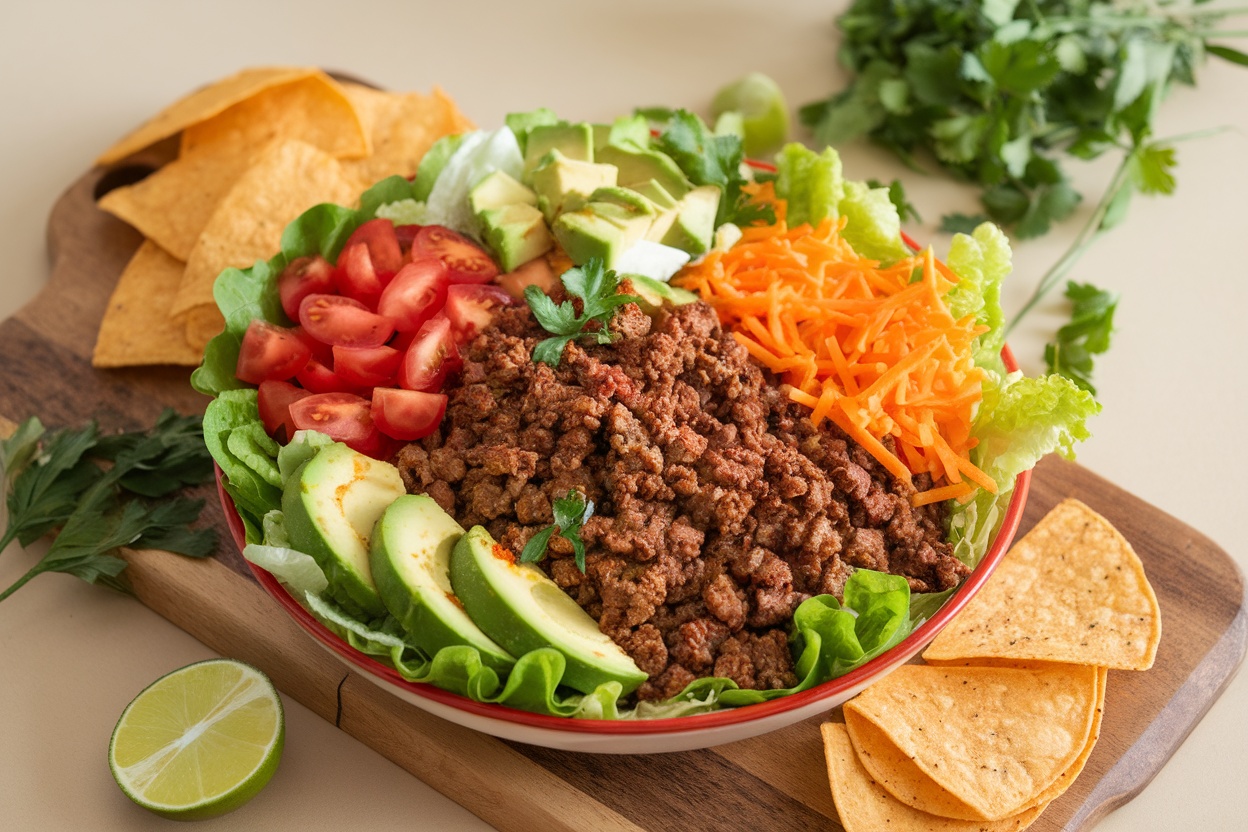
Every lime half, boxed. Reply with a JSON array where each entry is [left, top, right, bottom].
[[711, 72, 790, 157], [109, 658, 285, 820]]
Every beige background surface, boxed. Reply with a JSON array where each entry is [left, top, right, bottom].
[[1, 1, 1244, 829]]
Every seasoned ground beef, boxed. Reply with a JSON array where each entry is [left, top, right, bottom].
[[396, 298, 967, 700]]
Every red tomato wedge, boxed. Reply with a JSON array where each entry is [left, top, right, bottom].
[[394, 224, 422, 253], [236, 320, 312, 384], [444, 283, 513, 344], [372, 388, 447, 441], [412, 225, 499, 284], [278, 255, 338, 321], [378, 258, 449, 332], [288, 392, 386, 457], [333, 345, 402, 388], [294, 356, 362, 395], [398, 315, 461, 392], [342, 218, 404, 277], [298, 293, 395, 348], [291, 325, 333, 364], [336, 242, 386, 307], [257, 379, 312, 443]]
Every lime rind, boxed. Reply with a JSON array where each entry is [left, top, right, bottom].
[[108, 658, 285, 820], [711, 72, 790, 157]]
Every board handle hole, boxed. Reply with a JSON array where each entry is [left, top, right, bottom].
[[93, 164, 156, 200]]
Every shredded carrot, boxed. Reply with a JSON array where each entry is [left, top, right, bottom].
[[676, 194, 997, 505]]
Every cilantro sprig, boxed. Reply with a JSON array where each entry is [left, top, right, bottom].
[[1044, 282, 1119, 395], [524, 258, 641, 366], [0, 410, 216, 603], [653, 110, 775, 228], [520, 490, 595, 573]]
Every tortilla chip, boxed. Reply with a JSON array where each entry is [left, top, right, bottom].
[[338, 83, 475, 187], [923, 499, 1161, 670], [93, 242, 202, 367], [843, 663, 1099, 821], [821, 723, 1044, 831], [172, 139, 357, 317], [97, 67, 319, 165], [180, 74, 370, 162], [183, 305, 226, 353], [97, 144, 254, 261]]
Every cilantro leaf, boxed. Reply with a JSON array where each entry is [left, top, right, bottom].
[[939, 212, 990, 234], [654, 110, 774, 228], [519, 490, 596, 572], [1044, 282, 1119, 395], [525, 260, 641, 367]]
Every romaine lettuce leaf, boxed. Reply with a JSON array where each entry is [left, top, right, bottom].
[[945, 222, 1012, 373], [202, 389, 279, 541]]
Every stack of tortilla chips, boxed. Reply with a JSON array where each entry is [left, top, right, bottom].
[[91, 66, 473, 368], [823, 498, 1161, 830]]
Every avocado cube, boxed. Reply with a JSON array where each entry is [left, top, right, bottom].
[[530, 150, 618, 222], [481, 203, 554, 272], [553, 206, 650, 269], [661, 184, 722, 256], [523, 122, 594, 175], [597, 142, 691, 198], [588, 186, 657, 218], [469, 170, 538, 215]]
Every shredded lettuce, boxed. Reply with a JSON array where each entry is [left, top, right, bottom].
[[422, 128, 524, 240]]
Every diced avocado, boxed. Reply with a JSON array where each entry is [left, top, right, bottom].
[[281, 443, 406, 619], [588, 186, 657, 219], [633, 179, 680, 210], [599, 114, 651, 150], [597, 142, 690, 198], [505, 108, 561, 155], [469, 170, 538, 215], [480, 203, 554, 272], [412, 134, 466, 202], [627, 273, 700, 312], [523, 122, 594, 175], [530, 150, 618, 222], [553, 205, 650, 268], [449, 526, 647, 695], [633, 180, 682, 243], [661, 184, 722, 256], [713, 110, 746, 140], [369, 495, 516, 673]]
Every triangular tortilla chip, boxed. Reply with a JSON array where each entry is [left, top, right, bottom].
[[843, 663, 1099, 821], [96, 67, 318, 164], [338, 83, 474, 188], [822, 723, 1045, 831], [172, 139, 357, 317], [93, 242, 201, 367], [923, 499, 1161, 670], [179, 74, 370, 161]]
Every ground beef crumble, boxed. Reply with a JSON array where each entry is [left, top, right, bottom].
[[396, 299, 967, 700]]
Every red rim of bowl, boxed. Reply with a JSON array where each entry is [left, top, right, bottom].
[[221, 344, 1030, 737]]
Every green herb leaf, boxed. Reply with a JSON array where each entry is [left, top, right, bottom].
[[1044, 281, 1119, 395], [0, 410, 217, 604], [939, 212, 990, 234], [526, 259, 641, 367], [654, 110, 774, 227], [867, 178, 922, 223], [519, 490, 595, 573]]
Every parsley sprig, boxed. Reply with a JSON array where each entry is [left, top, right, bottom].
[[524, 258, 641, 366], [0, 410, 216, 603], [1044, 282, 1119, 395], [520, 490, 595, 573]]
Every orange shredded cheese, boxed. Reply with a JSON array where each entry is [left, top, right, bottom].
[[675, 192, 996, 504]]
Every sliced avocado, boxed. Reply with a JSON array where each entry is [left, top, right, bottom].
[[480, 203, 554, 271], [597, 141, 690, 197], [281, 443, 406, 619], [523, 122, 594, 174], [370, 495, 516, 672], [469, 170, 538, 215], [661, 184, 722, 256], [412, 134, 466, 202], [588, 186, 657, 219], [449, 526, 647, 695], [530, 150, 618, 222], [553, 205, 650, 268]]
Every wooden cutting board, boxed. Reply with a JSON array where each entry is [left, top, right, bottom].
[[1, 152, 1243, 832]]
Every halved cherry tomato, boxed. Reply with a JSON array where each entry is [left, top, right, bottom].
[[288, 392, 386, 457], [412, 225, 499, 284], [394, 224, 422, 253], [372, 388, 447, 441], [444, 283, 514, 345], [298, 293, 395, 348], [236, 320, 311, 384], [333, 344, 402, 388], [291, 325, 334, 364], [342, 218, 404, 277], [278, 255, 338, 321], [295, 356, 361, 395], [257, 379, 312, 442], [336, 242, 386, 307], [378, 257, 449, 332], [398, 315, 461, 392]]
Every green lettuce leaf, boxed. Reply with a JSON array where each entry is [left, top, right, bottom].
[[945, 222, 1013, 373], [202, 389, 278, 542], [838, 180, 910, 262]]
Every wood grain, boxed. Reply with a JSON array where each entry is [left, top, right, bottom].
[[0, 146, 1242, 832]]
